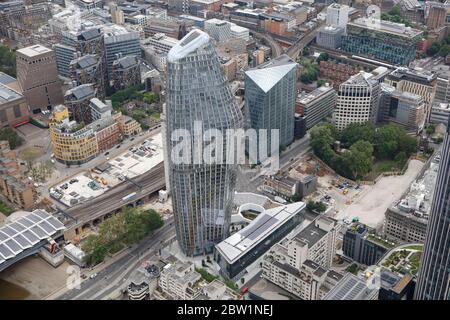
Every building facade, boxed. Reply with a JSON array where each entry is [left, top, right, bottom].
[[341, 18, 423, 65], [333, 71, 381, 131], [165, 30, 243, 256], [16, 45, 63, 113], [378, 84, 426, 133], [415, 116, 450, 300], [245, 54, 298, 158], [262, 216, 341, 300], [111, 55, 141, 91], [342, 223, 389, 266], [296, 84, 336, 130], [384, 68, 437, 122], [0, 82, 29, 128]]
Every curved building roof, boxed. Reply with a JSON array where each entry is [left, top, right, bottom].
[[167, 29, 210, 63], [0, 210, 65, 266]]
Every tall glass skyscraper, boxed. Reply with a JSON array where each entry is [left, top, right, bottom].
[[244, 54, 298, 160], [165, 30, 243, 256], [415, 117, 450, 300]]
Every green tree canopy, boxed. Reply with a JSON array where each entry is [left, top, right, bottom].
[[0, 128, 23, 149], [0, 45, 16, 77], [340, 122, 376, 147]]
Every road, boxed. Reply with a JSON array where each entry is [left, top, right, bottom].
[[250, 30, 283, 58], [66, 162, 166, 223], [286, 24, 323, 60], [53, 216, 175, 300]]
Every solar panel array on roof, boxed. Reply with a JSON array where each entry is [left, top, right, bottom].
[[69, 85, 95, 100], [180, 31, 201, 47], [74, 55, 98, 69], [0, 210, 65, 267], [323, 273, 375, 300], [78, 28, 102, 41], [115, 55, 138, 69]]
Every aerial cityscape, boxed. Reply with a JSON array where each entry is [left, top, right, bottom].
[[1, 0, 450, 304]]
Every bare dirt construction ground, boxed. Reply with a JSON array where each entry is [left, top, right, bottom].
[[0, 256, 71, 299], [0, 212, 5, 225], [333, 159, 425, 229]]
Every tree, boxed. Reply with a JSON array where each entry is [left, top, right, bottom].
[[317, 52, 329, 62], [0, 45, 16, 77], [143, 92, 159, 104], [427, 42, 441, 56], [291, 193, 301, 202], [344, 140, 373, 179], [425, 124, 436, 135], [317, 79, 327, 87], [307, 200, 327, 213], [82, 235, 108, 265], [302, 47, 310, 56], [439, 44, 450, 57], [340, 122, 376, 146], [20, 147, 41, 170], [0, 128, 23, 149]]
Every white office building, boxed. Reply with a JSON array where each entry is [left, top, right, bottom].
[[333, 70, 383, 131], [326, 3, 349, 31], [262, 216, 342, 300]]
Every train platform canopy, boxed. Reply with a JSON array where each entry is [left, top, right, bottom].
[[0, 209, 65, 266]]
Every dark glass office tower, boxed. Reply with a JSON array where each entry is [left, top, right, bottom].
[[415, 116, 450, 300], [165, 30, 243, 256]]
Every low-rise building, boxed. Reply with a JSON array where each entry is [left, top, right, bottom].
[[430, 102, 450, 125], [342, 223, 391, 266], [296, 84, 336, 130], [378, 84, 426, 133], [158, 260, 202, 300], [261, 175, 299, 200], [0, 141, 37, 210], [215, 202, 306, 281], [322, 273, 378, 300], [319, 60, 359, 89], [262, 216, 342, 300], [49, 101, 134, 165], [118, 115, 142, 136], [384, 160, 439, 243], [199, 279, 239, 300], [0, 81, 29, 128]]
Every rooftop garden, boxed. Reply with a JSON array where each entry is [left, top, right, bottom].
[[380, 245, 423, 276]]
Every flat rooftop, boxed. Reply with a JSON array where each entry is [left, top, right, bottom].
[[17, 44, 52, 57], [0, 84, 22, 104], [51, 133, 164, 208], [294, 218, 328, 248], [323, 273, 376, 300], [349, 18, 423, 39], [390, 160, 439, 222], [297, 84, 334, 105], [215, 202, 305, 264]]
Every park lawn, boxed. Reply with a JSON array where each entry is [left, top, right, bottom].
[[0, 201, 14, 216], [363, 160, 403, 181]]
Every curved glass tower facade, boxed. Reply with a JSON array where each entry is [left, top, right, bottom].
[[165, 30, 243, 256], [415, 117, 450, 300]]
